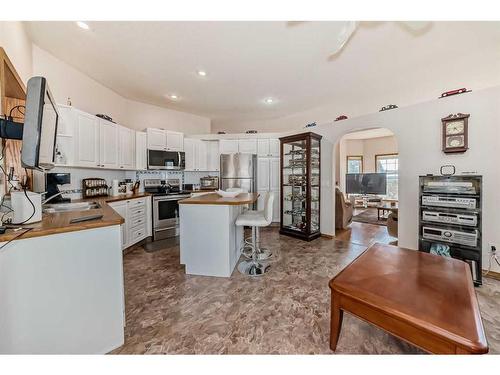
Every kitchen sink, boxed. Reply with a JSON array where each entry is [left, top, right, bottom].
[[43, 202, 101, 213]]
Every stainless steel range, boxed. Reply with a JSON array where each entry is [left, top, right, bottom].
[[144, 179, 191, 241]]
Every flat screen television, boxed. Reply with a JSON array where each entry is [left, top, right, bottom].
[[346, 173, 387, 195], [21, 76, 59, 171]]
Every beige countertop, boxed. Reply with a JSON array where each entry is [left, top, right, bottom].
[[0, 192, 151, 243], [179, 192, 258, 206]]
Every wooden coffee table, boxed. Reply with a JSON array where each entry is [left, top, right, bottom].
[[376, 203, 398, 220], [329, 243, 488, 354]]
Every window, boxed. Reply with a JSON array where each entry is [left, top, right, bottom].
[[347, 156, 363, 174], [376, 154, 398, 199]]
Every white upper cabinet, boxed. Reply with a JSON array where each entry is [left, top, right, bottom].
[[257, 158, 271, 191], [185, 139, 212, 171], [166, 131, 184, 151], [99, 119, 119, 169], [118, 126, 135, 170], [238, 139, 257, 154], [269, 157, 280, 190], [257, 139, 270, 157], [219, 139, 239, 154], [196, 140, 208, 171], [207, 140, 220, 171], [184, 138, 196, 171], [146, 128, 184, 151], [257, 138, 279, 157], [269, 139, 280, 157], [146, 128, 167, 150], [74, 110, 100, 168], [135, 132, 147, 170]]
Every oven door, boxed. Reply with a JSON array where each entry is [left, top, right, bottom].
[[148, 150, 185, 170], [153, 196, 180, 240]]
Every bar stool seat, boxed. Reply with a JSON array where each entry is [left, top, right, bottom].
[[236, 191, 274, 276]]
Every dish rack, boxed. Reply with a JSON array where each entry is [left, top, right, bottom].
[[82, 178, 108, 198]]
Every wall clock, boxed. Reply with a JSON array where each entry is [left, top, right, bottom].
[[441, 113, 469, 154]]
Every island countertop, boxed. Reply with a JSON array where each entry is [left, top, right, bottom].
[[179, 192, 258, 205]]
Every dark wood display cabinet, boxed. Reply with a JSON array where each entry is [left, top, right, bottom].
[[279, 132, 322, 241]]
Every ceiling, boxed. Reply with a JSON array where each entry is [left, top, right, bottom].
[[25, 21, 500, 128]]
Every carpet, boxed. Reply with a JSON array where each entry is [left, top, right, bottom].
[[353, 208, 387, 226]]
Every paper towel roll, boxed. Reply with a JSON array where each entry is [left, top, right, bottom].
[[111, 180, 120, 196]]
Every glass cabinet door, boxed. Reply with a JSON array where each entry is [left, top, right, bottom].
[[309, 136, 320, 234], [282, 138, 308, 233], [280, 132, 321, 240]]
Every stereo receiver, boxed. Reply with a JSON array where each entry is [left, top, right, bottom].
[[421, 195, 476, 209], [422, 226, 478, 247], [422, 211, 477, 227]]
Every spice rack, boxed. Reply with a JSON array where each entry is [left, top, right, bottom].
[[82, 178, 109, 198]]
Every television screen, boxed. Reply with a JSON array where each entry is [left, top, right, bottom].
[[21, 77, 59, 171], [346, 173, 387, 195]]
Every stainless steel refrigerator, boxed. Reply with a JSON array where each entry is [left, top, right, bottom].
[[220, 153, 257, 193]]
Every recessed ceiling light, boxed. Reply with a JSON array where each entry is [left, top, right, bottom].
[[197, 70, 207, 77], [264, 98, 274, 104], [76, 21, 90, 30], [169, 94, 179, 100]]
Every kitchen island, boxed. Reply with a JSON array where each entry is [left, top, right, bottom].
[[179, 192, 258, 277], [0, 192, 149, 354]]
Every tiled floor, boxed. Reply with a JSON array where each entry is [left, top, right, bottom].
[[112, 224, 500, 354]]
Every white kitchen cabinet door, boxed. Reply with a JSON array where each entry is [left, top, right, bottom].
[[257, 158, 270, 191], [166, 131, 184, 151], [146, 128, 167, 150], [269, 139, 280, 157], [196, 140, 208, 171], [219, 139, 239, 154], [118, 126, 135, 170], [74, 110, 100, 168], [206, 140, 220, 171], [184, 138, 196, 171], [257, 139, 270, 157], [238, 139, 257, 154], [135, 132, 147, 170], [269, 157, 280, 190], [108, 201, 128, 249], [99, 120, 119, 169]]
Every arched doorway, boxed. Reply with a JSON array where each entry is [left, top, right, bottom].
[[333, 128, 399, 245]]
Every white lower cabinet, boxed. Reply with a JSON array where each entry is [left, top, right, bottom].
[[257, 156, 280, 222], [108, 197, 151, 249]]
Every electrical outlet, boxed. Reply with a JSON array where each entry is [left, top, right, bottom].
[[488, 243, 497, 254]]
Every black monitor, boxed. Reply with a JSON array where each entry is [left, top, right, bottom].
[[346, 173, 387, 195], [21, 76, 59, 171]]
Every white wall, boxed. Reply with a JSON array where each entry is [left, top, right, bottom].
[[0, 22, 32, 84], [312, 86, 500, 273], [31, 44, 211, 134], [362, 136, 398, 173]]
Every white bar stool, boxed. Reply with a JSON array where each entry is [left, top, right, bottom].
[[236, 191, 274, 276]]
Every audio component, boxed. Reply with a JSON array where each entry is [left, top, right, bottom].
[[422, 211, 477, 227], [422, 226, 478, 247], [424, 180, 476, 194], [421, 195, 476, 209]]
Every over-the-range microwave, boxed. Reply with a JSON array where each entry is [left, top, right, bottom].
[[147, 150, 185, 170]]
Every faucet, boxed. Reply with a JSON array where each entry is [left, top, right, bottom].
[[42, 191, 65, 205]]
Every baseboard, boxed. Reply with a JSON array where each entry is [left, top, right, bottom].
[[321, 233, 335, 239], [483, 270, 500, 281]]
